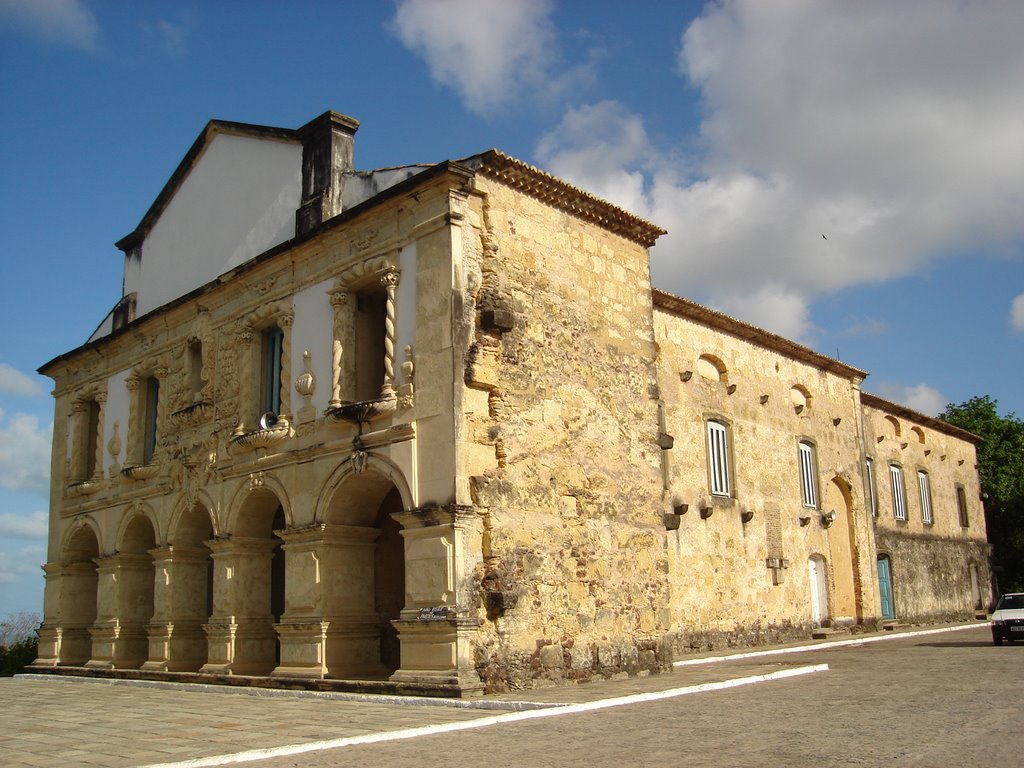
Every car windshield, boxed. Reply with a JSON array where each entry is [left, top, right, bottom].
[[996, 594, 1024, 610]]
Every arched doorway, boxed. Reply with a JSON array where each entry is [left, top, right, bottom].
[[322, 468, 406, 679], [227, 487, 287, 675], [823, 477, 860, 623], [808, 555, 829, 626], [116, 514, 157, 668], [58, 525, 99, 665], [164, 502, 215, 671]]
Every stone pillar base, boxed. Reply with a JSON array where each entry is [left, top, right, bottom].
[[324, 617, 387, 679], [32, 625, 61, 667], [390, 616, 483, 695], [271, 620, 327, 679], [199, 619, 276, 676]]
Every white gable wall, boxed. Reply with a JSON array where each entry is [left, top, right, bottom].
[[132, 133, 302, 316]]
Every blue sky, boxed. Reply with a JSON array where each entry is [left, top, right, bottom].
[[1, 0, 1022, 617]]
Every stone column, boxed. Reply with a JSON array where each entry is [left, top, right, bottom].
[[34, 562, 69, 666], [143, 546, 210, 672], [380, 269, 399, 400], [316, 524, 382, 678], [277, 313, 294, 420], [328, 287, 354, 405], [388, 505, 483, 694], [200, 537, 278, 676], [86, 553, 152, 669], [272, 525, 329, 679]]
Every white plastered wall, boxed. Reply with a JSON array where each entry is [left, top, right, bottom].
[[133, 133, 302, 316], [290, 280, 334, 416], [103, 370, 131, 477]]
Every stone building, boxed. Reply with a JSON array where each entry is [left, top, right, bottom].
[[35, 110, 990, 694]]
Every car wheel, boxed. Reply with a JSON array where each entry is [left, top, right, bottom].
[[994, 636, 1004, 646]]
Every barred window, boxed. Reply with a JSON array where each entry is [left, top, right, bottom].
[[799, 441, 818, 509], [707, 420, 731, 497], [918, 470, 933, 525], [890, 464, 907, 521]]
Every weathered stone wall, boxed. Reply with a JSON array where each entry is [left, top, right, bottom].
[[653, 300, 880, 650], [459, 179, 670, 691], [862, 398, 992, 617], [876, 532, 990, 621]]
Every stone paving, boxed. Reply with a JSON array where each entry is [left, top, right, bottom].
[[0, 622, 996, 768]]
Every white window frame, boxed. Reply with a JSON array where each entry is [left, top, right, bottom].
[[706, 420, 731, 497], [890, 464, 906, 521], [865, 457, 878, 517], [918, 470, 933, 525], [799, 441, 818, 508]]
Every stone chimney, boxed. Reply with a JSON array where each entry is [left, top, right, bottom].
[[295, 110, 360, 236]]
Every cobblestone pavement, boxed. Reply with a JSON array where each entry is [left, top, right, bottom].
[[3, 623, 1020, 768]]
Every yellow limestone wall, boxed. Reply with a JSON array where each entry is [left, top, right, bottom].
[[653, 303, 880, 650], [457, 179, 670, 690]]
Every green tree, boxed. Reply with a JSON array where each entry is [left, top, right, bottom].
[[940, 396, 1024, 592]]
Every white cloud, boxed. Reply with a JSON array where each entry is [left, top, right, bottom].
[[535, 1, 1024, 341], [143, 17, 189, 54], [0, 0, 99, 50], [0, 511, 48, 540], [0, 409, 52, 496], [391, 0, 564, 115], [1011, 293, 1024, 333], [0, 363, 44, 396], [875, 382, 947, 417]]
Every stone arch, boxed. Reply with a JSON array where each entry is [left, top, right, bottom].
[[115, 503, 160, 551], [163, 498, 217, 672], [168, 489, 221, 542], [315, 453, 413, 524], [213, 481, 289, 675], [823, 476, 860, 624], [911, 426, 926, 444], [113, 511, 158, 669], [318, 461, 409, 678], [697, 353, 727, 383], [58, 521, 101, 665], [883, 415, 901, 438], [790, 384, 812, 412], [225, 474, 293, 536]]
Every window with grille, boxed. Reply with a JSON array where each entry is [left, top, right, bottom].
[[707, 420, 731, 497], [918, 470, 933, 525], [890, 464, 906, 521], [866, 457, 878, 517], [799, 441, 818, 508]]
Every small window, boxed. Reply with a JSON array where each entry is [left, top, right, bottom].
[[917, 470, 933, 525], [706, 420, 732, 497], [188, 340, 204, 402], [355, 287, 387, 401], [956, 485, 970, 528], [865, 457, 878, 517], [799, 441, 818, 509], [81, 399, 101, 481], [890, 464, 907, 521], [261, 326, 284, 414], [143, 377, 159, 464]]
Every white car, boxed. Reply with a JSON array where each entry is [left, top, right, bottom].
[[990, 592, 1024, 646]]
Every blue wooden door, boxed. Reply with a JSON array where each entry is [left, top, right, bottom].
[[877, 556, 895, 620]]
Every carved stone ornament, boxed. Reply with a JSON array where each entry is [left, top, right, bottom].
[[295, 351, 316, 398], [230, 415, 294, 452]]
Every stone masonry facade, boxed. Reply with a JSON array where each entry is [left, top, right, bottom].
[[34, 110, 990, 695]]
